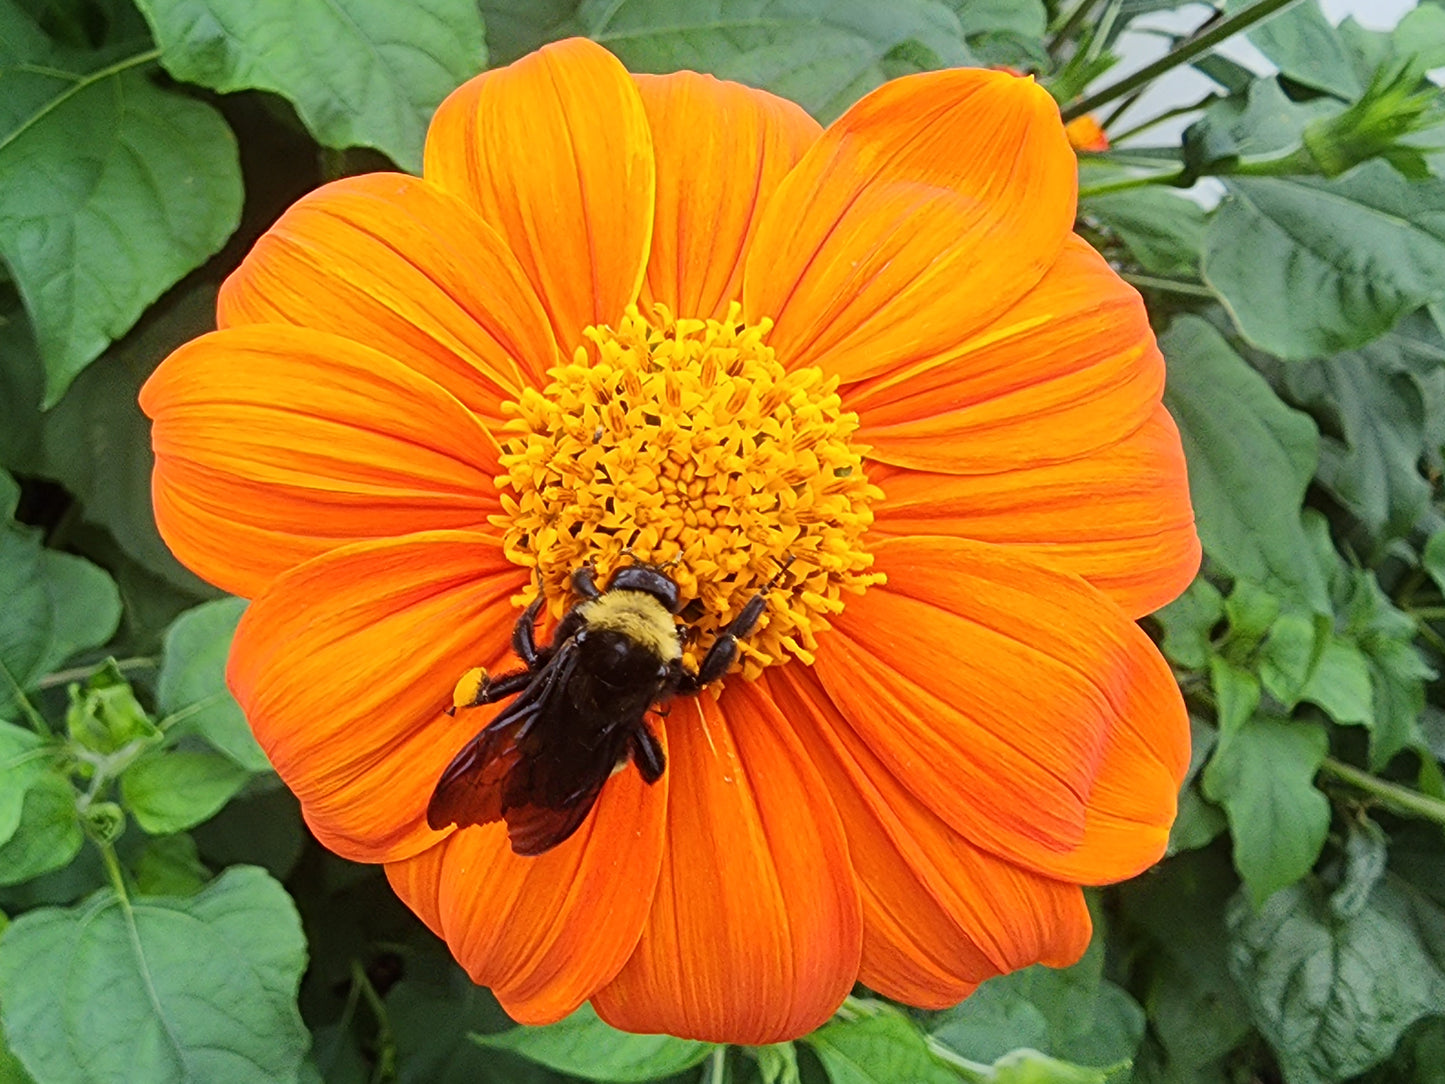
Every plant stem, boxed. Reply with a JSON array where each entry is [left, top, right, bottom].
[[0, 659, 51, 735], [1078, 169, 1187, 197], [1061, 0, 1303, 121], [924, 1037, 993, 1081], [1408, 606, 1445, 621], [1121, 274, 1216, 298], [1108, 94, 1220, 144], [1319, 757, 1445, 826], [1047, 0, 1101, 56], [35, 656, 159, 690], [99, 839, 130, 904]]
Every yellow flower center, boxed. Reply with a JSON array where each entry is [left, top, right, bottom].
[[493, 303, 883, 680]]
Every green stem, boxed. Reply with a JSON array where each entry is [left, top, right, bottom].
[[1078, 169, 1186, 198], [1319, 757, 1445, 826], [350, 960, 398, 1084], [35, 656, 158, 690], [1061, 0, 1303, 121], [1410, 605, 1445, 620], [1108, 95, 1220, 144], [0, 47, 161, 155], [1047, 0, 1102, 56], [1121, 274, 1215, 298], [703, 1046, 728, 1084], [156, 691, 226, 733], [99, 839, 130, 904], [0, 659, 51, 736]]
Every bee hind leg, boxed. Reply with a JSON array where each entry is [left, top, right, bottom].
[[446, 666, 535, 715]]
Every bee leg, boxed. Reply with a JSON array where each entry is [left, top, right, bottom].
[[512, 591, 548, 666], [681, 558, 795, 691], [629, 721, 666, 784], [571, 562, 603, 601]]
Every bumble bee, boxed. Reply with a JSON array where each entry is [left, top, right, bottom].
[[427, 561, 789, 856]]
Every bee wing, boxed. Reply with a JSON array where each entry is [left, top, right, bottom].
[[425, 642, 580, 832], [502, 780, 609, 856]]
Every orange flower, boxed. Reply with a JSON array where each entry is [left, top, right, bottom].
[[141, 39, 1199, 1044], [1065, 114, 1111, 153]]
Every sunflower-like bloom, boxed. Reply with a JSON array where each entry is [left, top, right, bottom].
[[141, 39, 1198, 1044]]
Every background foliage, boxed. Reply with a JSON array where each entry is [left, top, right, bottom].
[[2, 0, 1445, 1081]]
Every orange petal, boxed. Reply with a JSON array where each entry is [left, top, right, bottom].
[[815, 536, 1189, 884], [743, 67, 1075, 384], [410, 745, 667, 1024], [592, 683, 862, 1044], [142, 326, 503, 598], [218, 173, 557, 419], [633, 71, 820, 321], [847, 236, 1163, 473], [227, 531, 528, 863], [870, 406, 1200, 618], [765, 665, 1092, 1007], [424, 38, 654, 349]]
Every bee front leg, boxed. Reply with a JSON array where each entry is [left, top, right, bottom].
[[679, 558, 795, 692], [512, 591, 548, 666]]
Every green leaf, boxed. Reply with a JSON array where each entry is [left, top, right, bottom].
[[1203, 717, 1330, 907], [0, 508, 119, 717], [1169, 719, 1227, 855], [1160, 316, 1327, 612], [754, 1044, 801, 1084], [0, 865, 309, 1083], [1208, 658, 1260, 747], [121, 749, 251, 833], [1424, 530, 1445, 596], [1082, 188, 1207, 279], [808, 1005, 956, 1084], [976, 1050, 1110, 1084], [1280, 351, 1431, 542], [158, 597, 266, 771], [0, 6, 242, 403], [1227, 876, 1445, 1084], [132, 0, 487, 172], [1203, 163, 1445, 361], [0, 775, 82, 886], [0, 720, 49, 847], [575, 0, 975, 122], [1227, 0, 1362, 100], [1152, 577, 1223, 671], [474, 1003, 717, 1082], [131, 833, 209, 897], [478, 0, 579, 65], [1184, 77, 1336, 176]]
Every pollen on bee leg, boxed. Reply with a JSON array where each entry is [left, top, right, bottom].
[[451, 667, 489, 713]]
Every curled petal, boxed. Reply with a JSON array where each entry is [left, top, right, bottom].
[[814, 536, 1189, 884], [593, 683, 862, 1043], [634, 71, 820, 321], [745, 67, 1075, 384], [424, 38, 655, 348], [219, 172, 558, 417], [848, 236, 1163, 474], [227, 531, 527, 862], [871, 406, 1200, 618], [142, 326, 503, 598]]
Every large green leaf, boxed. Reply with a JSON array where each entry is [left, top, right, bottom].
[[1227, 876, 1445, 1084], [132, 0, 487, 172], [0, 721, 80, 887], [157, 597, 266, 771], [1159, 317, 1327, 611], [573, 0, 974, 121], [1203, 162, 1445, 360], [0, 865, 309, 1084], [1082, 187, 1206, 279], [1203, 717, 1330, 907], [0, 3, 242, 403], [474, 1004, 716, 1081]]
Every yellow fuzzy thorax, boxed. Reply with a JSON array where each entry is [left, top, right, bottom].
[[577, 590, 683, 664], [493, 303, 883, 681]]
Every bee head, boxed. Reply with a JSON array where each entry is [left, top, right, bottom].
[[605, 565, 682, 614]]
